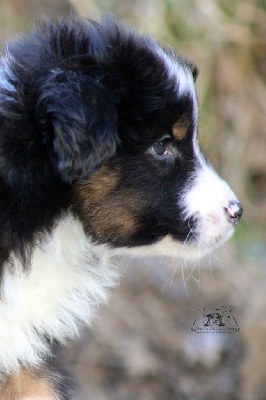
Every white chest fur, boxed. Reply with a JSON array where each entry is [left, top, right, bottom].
[[0, 214, 118, 377]]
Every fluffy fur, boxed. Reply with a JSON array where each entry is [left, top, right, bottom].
[[0, 18, 242, 399]]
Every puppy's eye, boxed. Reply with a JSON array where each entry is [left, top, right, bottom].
[[152, 141, 169, 156], [150, 137, 175, 158]]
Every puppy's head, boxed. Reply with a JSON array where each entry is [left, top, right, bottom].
[[1, 19, 242, 260]]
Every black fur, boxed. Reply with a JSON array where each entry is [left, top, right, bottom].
[[0, 17, 221, 400], [0, 18, 198, 271], [0, 18, 243, 399]]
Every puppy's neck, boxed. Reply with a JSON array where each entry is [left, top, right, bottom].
[[0, 214, 119, 377]]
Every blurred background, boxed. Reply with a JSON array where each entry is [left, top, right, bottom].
[[0, 1, 265, 399]]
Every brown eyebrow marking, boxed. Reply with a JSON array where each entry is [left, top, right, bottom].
[[172, 117, 190, 140]]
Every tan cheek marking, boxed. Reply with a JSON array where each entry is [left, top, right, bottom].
[[75, 164, 142, 241], [77, 164, 120, 206], [89, 195, 139, 241], [0, 369, 58, 400]]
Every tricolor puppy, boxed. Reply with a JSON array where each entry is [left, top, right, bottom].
[[0, 18, 242, 399]]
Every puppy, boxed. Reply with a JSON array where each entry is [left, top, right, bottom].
[[0, 18, 242, 399]]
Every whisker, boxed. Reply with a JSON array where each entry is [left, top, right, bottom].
[[181, 258, 191, 299], [160, 241, 177, 293], [198, 262, 201, 290], [208, 254, 214, 281], [185, 257, 200, 284]]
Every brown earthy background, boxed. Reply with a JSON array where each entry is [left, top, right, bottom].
[[0, 1, 265, 399]]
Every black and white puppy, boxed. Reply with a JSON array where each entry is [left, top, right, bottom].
[[0, 18, 242, 399]]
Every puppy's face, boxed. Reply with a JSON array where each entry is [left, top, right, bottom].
[[21, 21, 241, 260], [69, 38, 242, 260]]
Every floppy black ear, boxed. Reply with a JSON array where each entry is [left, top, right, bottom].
[[38, 70, 118, 182]]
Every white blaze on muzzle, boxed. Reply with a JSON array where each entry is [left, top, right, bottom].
[[183, 165, 242, 249]]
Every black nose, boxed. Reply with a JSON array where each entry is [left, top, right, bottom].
[[225, 200, 243, 225]]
